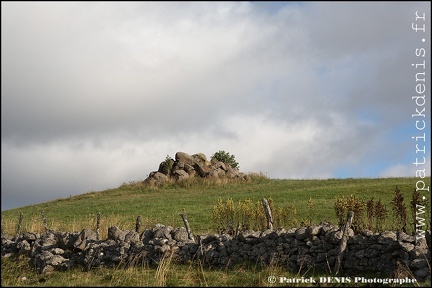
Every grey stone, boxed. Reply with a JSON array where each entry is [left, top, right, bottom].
[[175, 152, 195, 166], [410, 247, 428, 259], [398, 232, 416, 243], [174, 169, 189, 181], [172, 227, 189, 242], [183, 163, 195, 173], [23, 232, 38, 242], [194, 163, 212, 177], [158, 159, 174, 175], [17, 240, 31, 254], [415, 267, 430, 279], [108, 226, 127, 242], [141, 229, 154, 244], [377, 231, 397, 244], [306, 225, 322, 237], [51, 248, 64, 255], [295, 227, 308, 240], [192, 153, 208, 165], [151, 172, 168, 183], [330, 231, 343, 244], [410, 258, 429, 270], [399, 242, 415, 252], [124, 231, 140, 245]]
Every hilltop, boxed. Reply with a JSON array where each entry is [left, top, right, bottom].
[[143, 151, 255, 187]]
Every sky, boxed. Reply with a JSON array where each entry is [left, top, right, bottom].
[[1, 1, 431, 211]]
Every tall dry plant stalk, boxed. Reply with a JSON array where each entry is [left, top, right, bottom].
[[211, 197, 300, 232], [288, 204, 298, 228], [391, 186, 408, 233], [212, 198, 235, 234], [374, 199, 388, 232], [253, 200, 266, 231], [334, 194, 365, 232], [238, 198, 254, 231], [334, 197, 348, 226], [366, 198, 375, 231]]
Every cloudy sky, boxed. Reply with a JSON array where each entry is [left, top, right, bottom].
[[2, 2, 430, 211]]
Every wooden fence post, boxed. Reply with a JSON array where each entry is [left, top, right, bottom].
[[135, 216, 141, 233], [334, 211, 354, 275], [16, 212, 24, 240], [96, 212, 101, 240], [180, 212, 195, 242], [261, 198, 273, 230], [234, 222, 241, 239]]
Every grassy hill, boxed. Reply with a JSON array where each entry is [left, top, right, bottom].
[[1, 176, 431, 287], [2, 176, 430, 237]]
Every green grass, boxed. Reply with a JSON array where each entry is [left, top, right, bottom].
[[0, 256, 327, 287], [2, 176, 430, 235], [1, 176, 431, 286]]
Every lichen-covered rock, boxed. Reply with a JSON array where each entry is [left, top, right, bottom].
[[175, 152, 195, 166], [73, 229, 98, 251], [192, 153, 209, 165], [108, 226, 127, 242], [143, 152, 249, 184], [172, 227, 189, 242], [173, 169, 189, 181], [158, 159, 174, 175], [194, 163, 212, 177], [17, 240, 31, 255], [124, 231, 141, 246]]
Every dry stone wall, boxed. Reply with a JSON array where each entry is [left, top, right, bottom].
[[2, 223, 430, 282]]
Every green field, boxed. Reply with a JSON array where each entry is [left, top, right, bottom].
[[1, 176, 431, 287]]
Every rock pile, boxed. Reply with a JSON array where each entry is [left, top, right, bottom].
[[143, 152, 249, 185], [2, 223, 430, 282]]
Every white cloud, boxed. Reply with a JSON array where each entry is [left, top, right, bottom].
[[379, 164, 416, 178], [380, 156, 431, 178]]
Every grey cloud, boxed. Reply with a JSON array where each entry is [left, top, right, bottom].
[[2, 2, 430, 210], [2, 2, 275, 144]]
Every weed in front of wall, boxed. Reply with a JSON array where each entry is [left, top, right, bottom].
[[391, 186, 408, 233]]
